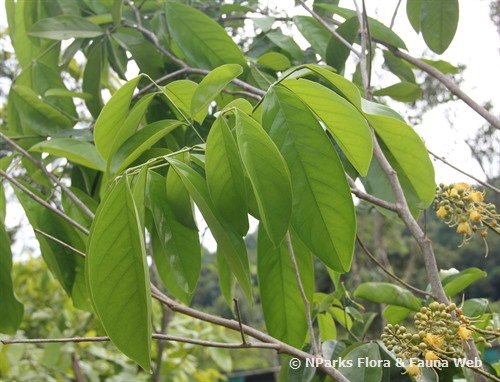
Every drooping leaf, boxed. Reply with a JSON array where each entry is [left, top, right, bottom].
[[262, 86, 355, 272], [373, 82, 422, 103], [293, 16, 331, 59], [442, 268, 487, 298], [266, 30, 304, 61], [206, 117, 248, 236], [165, 2, 247, 70], [148, 171, 200, 303], [419, 58, 460, 74], [325, 17, 359, 74], [382, 50, 416, 83], [257, 225, 313, 348], [30, 138, 106, 171], [163, 80, 198, 121], [167, 158, 252, 300], [282, 78, 372, 176], [234, 110, 292, 246], [420, 0, 459, 54], [406, 0, 422, 33], [318, 312, 336, 341], [383, 305, 412, 325], [191, 64, 243, 124], [28, 15, 104, 40], [257, 52, 291, 71], [354, 282, 422, 311], [338, 343, 383, 382], [82, 41, 104, 118], [0, 221, 24, 334], [94, 75, 143, 161], [86, 177, 152, 371]]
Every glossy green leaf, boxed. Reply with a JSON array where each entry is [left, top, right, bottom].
[[0, 221, 23, 334], [257, 52, 291, 71], [420, 0, 459, 54], [443, 268, 487, 298], [282, 78, 372, 176], [266, 30, 304, 61], [338, 343, 383, 382], [165, 2, 247, 70], [191, 64, 243, 124], [354, 282, 422, 311], [383, 305, 412, 325], [315, 4, 407, 50], [326, 17, 359, 74], [82, 41, 104, 118], [110, 120, 183, 174], [463, 298, 488, 318], [293, 16, 331, 59], [318, 312, 336, 341], [163, 80, 197, 121], [30, 138, 106, 171], [166, 157, 197, 230], [94, 76, 143, 161], [407, 0, 422, 33], [86, 177, 152, 371], [43, 88, 93, 100], [234, 110, 292, 246], [206, 117, 248, 236], [148, 172, 200, 303], [373, 82, 422, 102], [382, 50, 416, 83], [167, 158, 252, 300], [262, 86, 355, 272], [29, 15, 103, 40], [257, 225, 312, 348]]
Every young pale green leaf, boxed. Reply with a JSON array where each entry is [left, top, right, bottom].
[[86, 177, 152, 371], [110, 120, 183, 174], [383, 305, 412, 325], [420, 0, 459, 54], [148, 171, 200, 303], [442, 268, 487, 298], [165, 2, 247, 70], [0, 221, 23, 334], [282, 78, 372, 176], [234, 110, 292, 246], [30, 138, 106, 171], [373, 82, 422, 103], [28, 15, 103, 40], [94, 76, 143, 161], [167, 158, 252, 301], [354, 282, 422, 311], [338, 343, 383, 382], [326, 17, 359, 74], [257, 225, 313, 348], [292, 16, 331, 59], [318, 312, 337, 341], [407, 0, 422, 33], [262, 87, 355, 272], [206, 117, 248, 236], [191, 64, 243, 124], [164, 80, 198, 120], [257, 52, 291, 71]]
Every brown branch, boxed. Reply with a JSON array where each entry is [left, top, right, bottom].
[[356, 235, 434, 298], [33, 229, 86, 257], [0, 132, 95, 220], [347, 176, 399, 212], [71, 352, 86, 382], [389, 0, 403, 28], [233, 298, 247, 345]]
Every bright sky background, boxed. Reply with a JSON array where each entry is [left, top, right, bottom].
[[1, 0, 499, 255]]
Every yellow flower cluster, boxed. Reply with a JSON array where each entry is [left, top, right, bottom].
[[433, 183, 499, 255]]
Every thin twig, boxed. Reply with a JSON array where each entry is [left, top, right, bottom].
[[0, 169, 90, 235], [389, 0, 403, 28], [353, 0, 371, 97], [33, 229, 86, 257], [285, 232, 318, 355], [428, 150, 500, 194], [0, 132, 95, 219], [71, 352, 86, 382], [356, 235, 434, 298], [347, 176, 399, 212], [233, 298, 247, 345]]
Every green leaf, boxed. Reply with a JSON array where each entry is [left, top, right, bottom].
[[338, 343, 383, 382], [382, 50, 416, 83], [463, 298, 488, 317], [266, 30, 304, 61], [383, 305, 412, 325], [206, 117, 248, 236], [30, 138, 106, 171], [0, 221, 24, 334], [419, 59, 460, 74], [191, 64, 243, 124], [234, 110, 292, 246], [82, 41, 104, 118], [318, 312, 336, 341], [110, 120, 183, 174], [148, 172, 200, 303], [282, 78, 372, 176], [164, 80, 198, 120], [325, 17, 359, 74], [406, 0, 422, 33], [420, 0, 459, 54], [262, 86, 355, 272], [257, 52, 291, 71], [86, 177, 152, 371], [354, 282, 422, 311], [165, 2, 247, 70], [94, 76, 143, 161], [43, 89, 93, 100], [315, 4, 407, 50], [442, 268, 487, 298], [257, 225, 312, 348], [293, 16, 331, 59], [28, 15, 103, 40], [167, 158, 252, 301], [373, 82, 422, 102]]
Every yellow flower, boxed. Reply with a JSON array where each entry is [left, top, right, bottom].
[[424, 333, 444, 349], [469, 190, 484, 203], [457, 222, 471, 235], [449, 183, 470, 196], [457, 325, 472, 340], [424, 350, 439, 361], [436, 206, 447, 219], [405, 364, 422, 378], [469, 209, 481, 222]]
